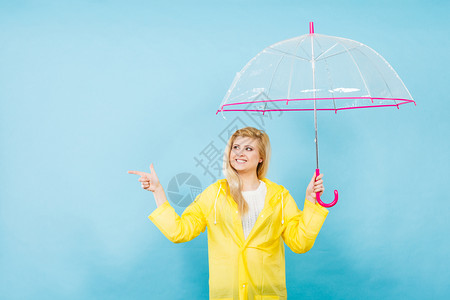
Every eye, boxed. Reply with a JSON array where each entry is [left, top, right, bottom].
[[245, 147, 253, 151], [233, 145, 239, 150]]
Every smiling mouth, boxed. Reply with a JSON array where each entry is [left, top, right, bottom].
[[235, 159, 247, 164]]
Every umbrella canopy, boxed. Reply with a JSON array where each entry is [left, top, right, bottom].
[[218, 23, 415, 115], [217, 23, 415, 207]]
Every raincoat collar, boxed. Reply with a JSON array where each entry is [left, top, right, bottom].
[[214, 178, 284, 247]]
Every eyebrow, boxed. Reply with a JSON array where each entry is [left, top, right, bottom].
[[233, 143, 254, 147]]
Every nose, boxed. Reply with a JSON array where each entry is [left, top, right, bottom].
[[232, 148, 244, 157]]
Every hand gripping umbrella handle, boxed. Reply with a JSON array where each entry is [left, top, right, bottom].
[[315, 168, 338, 207]]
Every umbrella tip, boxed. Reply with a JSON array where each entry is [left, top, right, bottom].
[[309, 22, 314, 34]]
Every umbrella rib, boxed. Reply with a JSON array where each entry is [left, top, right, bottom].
[[228, 90, 261, 103], [353, 46, 396, 104], [316, 46, 361, 61], [266, 55, 286, 109], [315, 42, 339, 61], [220, 48, 269, 110], [360, 43, 414, 103], [266, 47, 310, 62], [298, 41, 312, 60], [287, 37, 307, 100], [293, 34, 310, 59], [220, 71, 242, 112], [314, 38, 337, 111], [335, 40, 372, 99]]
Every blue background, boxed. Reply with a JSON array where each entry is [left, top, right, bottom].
[[1, 0, 449, 299]]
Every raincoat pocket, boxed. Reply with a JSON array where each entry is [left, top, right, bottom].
[[255, 296, 279, 300]]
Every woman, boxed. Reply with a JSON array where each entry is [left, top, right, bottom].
[[128, 127, 329, 299]]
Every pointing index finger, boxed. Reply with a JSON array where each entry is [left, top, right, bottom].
[[128, 170, 146, 176]]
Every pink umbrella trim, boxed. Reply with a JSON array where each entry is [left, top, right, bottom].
[[216, 97, 416, 114]]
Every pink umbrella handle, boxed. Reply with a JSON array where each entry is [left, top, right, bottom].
[[315, 168, 338, 207]]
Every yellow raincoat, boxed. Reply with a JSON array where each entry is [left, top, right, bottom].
[[149, 178, 329, 299]]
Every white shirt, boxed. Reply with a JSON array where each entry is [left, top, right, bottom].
[[241, 180, 267, 239]]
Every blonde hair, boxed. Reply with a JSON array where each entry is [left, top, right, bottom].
[[223, 127, 271, 216]]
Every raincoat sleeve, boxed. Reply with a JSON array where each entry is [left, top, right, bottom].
[[148, 187, 212, 243], [281, 191, 329, 253]]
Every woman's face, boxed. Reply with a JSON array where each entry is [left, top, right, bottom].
[[229, 136, 262, 175]]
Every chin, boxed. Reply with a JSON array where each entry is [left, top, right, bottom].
[[230, 163, 243, 171], [232, 164, 256, 174]]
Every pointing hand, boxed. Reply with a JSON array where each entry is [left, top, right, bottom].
[[128, 163, 161, 192]]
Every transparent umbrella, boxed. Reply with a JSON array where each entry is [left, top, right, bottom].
[[217, 22, 416, 207]]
